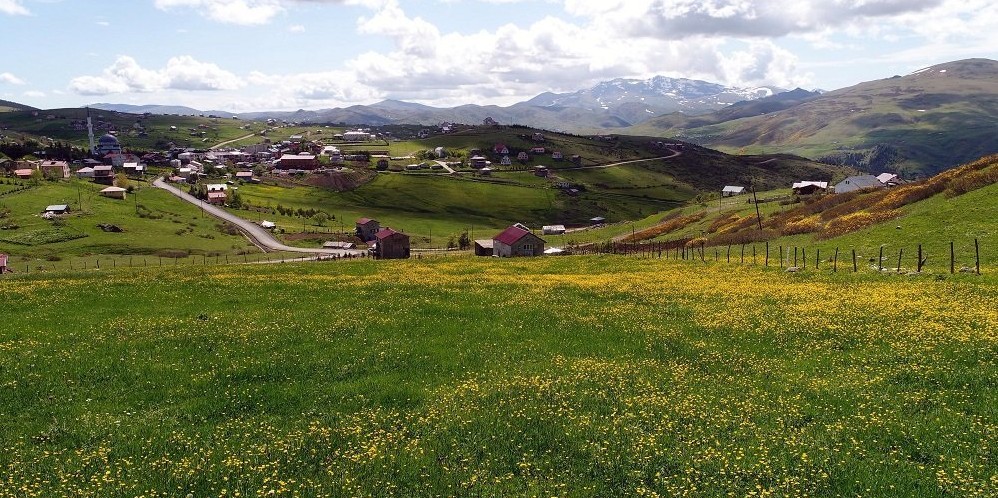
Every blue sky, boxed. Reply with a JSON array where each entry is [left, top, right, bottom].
[[1, 0, 995, 112]]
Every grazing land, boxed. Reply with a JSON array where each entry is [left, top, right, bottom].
[[1, 257, 995, 497]]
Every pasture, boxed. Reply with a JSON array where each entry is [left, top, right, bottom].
[[0, 256, 995, 496]]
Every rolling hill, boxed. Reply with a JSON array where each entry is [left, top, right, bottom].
[[634, 58, 998, 178], [0, 99, 36, 113]]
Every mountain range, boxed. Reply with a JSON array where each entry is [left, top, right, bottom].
[[90, 76, 782, 132], [629, 58, 998, 176]]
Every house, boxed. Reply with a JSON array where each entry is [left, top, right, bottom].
[[493, 144, 509, 155], [206, 183, 228, 192], [0, 253, 7, 273], [493, 225, 545, 257], [877, 173, 900, 185], [722, 185, 746, 197], [76, 167, 95, 179], [474, 239, 494, 256], [542, 225, 566, 235], [343, 131, 371, 142], [13, 168, 34, 179], [792, 181, 829, 195], [500, 155, 512, 166], [517, 151, 530, 163], [122, 162, 146, 176], [552, 151, 564, 161], [530, 147, 546, 154], [39, 160, 70, 179], [277, 154, 318, 170], [235, 171, 254, 181], [434, 147, 448, 158], [532, 132, 546, 142], [100, 186, 127, 199], [44, 204, 70, 215], [207, 191, 227, 204], [479, 167, 493, 176], [356, 218, 381, 241], [834, 175, 885, 194], [177, 167, 194, 179], [534, 165, 549, 177], [373, 228, 410, 259], [93, 165, 115, 185], [589, 216, 606, 225], [470, 156, 489, 168]]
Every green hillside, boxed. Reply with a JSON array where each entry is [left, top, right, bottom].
[[630, 59, 998, 177], [0, 99, 36, 113]]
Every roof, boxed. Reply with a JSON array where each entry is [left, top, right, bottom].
[[260, 221, 276, 229], [494, 225, 532, 246], [206, 183, 228, 191], [474, 239, 494, 249], [357, 217, 377, 225], [235, 171, 253, 177], [792, 181, 828, 189], [722, 185, 746, 193], [279, 154, 316, 160], [375, 227, 407, 240], [835, 175, 884, 192], [14, 168, 34, 175], [207, 192, 227, 199], [45, 204, 68, 211], [877, 173, 899, 183], [543, 225, 566, 232], [76, 167, 95, 173], [93, 165, 114, 172], [323, 241, 356, 249], [100, 186, 126, 193]]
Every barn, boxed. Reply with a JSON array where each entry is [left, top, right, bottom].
[[492, 225, 545, 257], [373, 228, 410, 259]]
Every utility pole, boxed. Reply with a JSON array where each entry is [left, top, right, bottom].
[[751, 181, 763, 230]]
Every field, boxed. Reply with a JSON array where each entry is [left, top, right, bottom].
[[1, 257, 995, 496], [0, 178, 259, 264]]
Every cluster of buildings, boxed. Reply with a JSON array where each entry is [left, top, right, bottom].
[[354, 218, 557, 259], [721, 173, 903, 199]]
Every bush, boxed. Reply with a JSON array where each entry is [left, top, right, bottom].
[[819, 210, 903, 239], [944, 165, 998, 197], [782, 215, 823, 235]]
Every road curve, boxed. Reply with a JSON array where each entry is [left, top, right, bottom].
[[153, 178, 363, 256]]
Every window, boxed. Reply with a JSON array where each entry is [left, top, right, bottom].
[[522, 244, 533, 252]]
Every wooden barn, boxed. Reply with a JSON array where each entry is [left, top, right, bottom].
[[492, 225, 545, 257], [474, 239, 494, 257], [373, 228, 410, 259]]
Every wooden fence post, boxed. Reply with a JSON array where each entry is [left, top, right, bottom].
[[852, 249, 857, 272], [752, 245, 756, 265], [765, 242, 769, 267], [917, 244, 924, 272], [878, 246, 883, 272], [976, 238, 980, 275], [794, 247, 798, 268], [780, 246, 784, 269], [816, 249, 820, 270], [897, 248, 904, 273], [727, 245, 731, 263], [802, 248, 806, 269], [740, 244, 745, 264], [833, 248, 838, 273]]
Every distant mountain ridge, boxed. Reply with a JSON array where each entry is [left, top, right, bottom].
[[89, 75, 784, 132], [0, 99, 37, 112], [629, 58, 998, 176]]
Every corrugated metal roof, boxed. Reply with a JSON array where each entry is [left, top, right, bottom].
[[494, 225, 531, 245]]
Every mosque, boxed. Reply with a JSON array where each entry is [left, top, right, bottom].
[[95, 133, 122, 157]]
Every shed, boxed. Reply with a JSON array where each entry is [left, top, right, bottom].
[[722, 185, 746, 197], [100, 186, 127, 199], [589, 217, 606, 225], [356, 217, 381, 241], [374, 228, 410, 259], [542, 224, 566, 235], [14, 168, 34, 179], [0, 253, 7, 273], [76, 167, 95, 178], [474, 239, 494, 257], [492, 225, 545, 257], [45, 204, 70, 215], [834, 175, 885, 194], [792, 181, 828, 195]]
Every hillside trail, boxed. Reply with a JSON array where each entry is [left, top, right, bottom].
[[152, 177, 363, 257]]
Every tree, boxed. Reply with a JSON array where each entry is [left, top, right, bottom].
[[115, 173, 130, 189], [447, 235, 457, 250], [458, 231, 471, 250], [313, 212, 329, 227]]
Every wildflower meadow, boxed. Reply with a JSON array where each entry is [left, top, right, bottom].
[[0, 256, 995, 496]]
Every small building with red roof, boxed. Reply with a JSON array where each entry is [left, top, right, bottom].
[[492, 224, 545, 257], [0, 253, 8, 273], [373, 228, 410, 259]]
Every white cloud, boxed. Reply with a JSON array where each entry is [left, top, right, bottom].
[[0, 0, 29, 15], [289, 24, 305, 32], [0, 72, 25, 85], [153, 0, 286, 25], [23, 90, 45, 98], [69, 56, 244, 96]]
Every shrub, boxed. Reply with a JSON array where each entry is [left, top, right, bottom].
[[621, 213, 705, 242], [820, 210, 903, 239], [944, 165, 998, 198], [782, 215, 823, 235], [874, 183, 945, 210]]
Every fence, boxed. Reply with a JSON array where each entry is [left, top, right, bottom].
[[569, 238, 986, 275]]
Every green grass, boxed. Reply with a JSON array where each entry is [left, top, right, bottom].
[[0, 178, 259, 264], [1, 257, 995, 496]]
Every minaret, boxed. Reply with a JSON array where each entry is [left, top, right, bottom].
[[86, 107, 97, 156]]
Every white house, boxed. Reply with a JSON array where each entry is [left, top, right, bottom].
[[722, 186, 746, 197]]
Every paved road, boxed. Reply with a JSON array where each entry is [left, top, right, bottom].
[[153, 178, 363, 256]]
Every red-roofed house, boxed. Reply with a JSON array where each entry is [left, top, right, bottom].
[[356, 218, 381, 241], [493, 225, 545, 257], [373, 228, 410, 259], [207, 191, 227, 204]]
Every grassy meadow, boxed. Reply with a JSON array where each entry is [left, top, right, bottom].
[[1, 256, 996, 497]]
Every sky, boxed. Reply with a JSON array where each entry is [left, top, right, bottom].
[[1, 0, 996, 112]]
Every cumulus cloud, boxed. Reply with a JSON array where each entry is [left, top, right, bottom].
[[0, 72, 25, 85], [23, 90, 45, 98], [69, 56, 244, 96], [153, 0, 373, 25], [564, 0, 943, 39], [0, 0, 29, 16]]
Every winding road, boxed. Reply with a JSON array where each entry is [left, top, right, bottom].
[[153, 177, 363, 257]]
